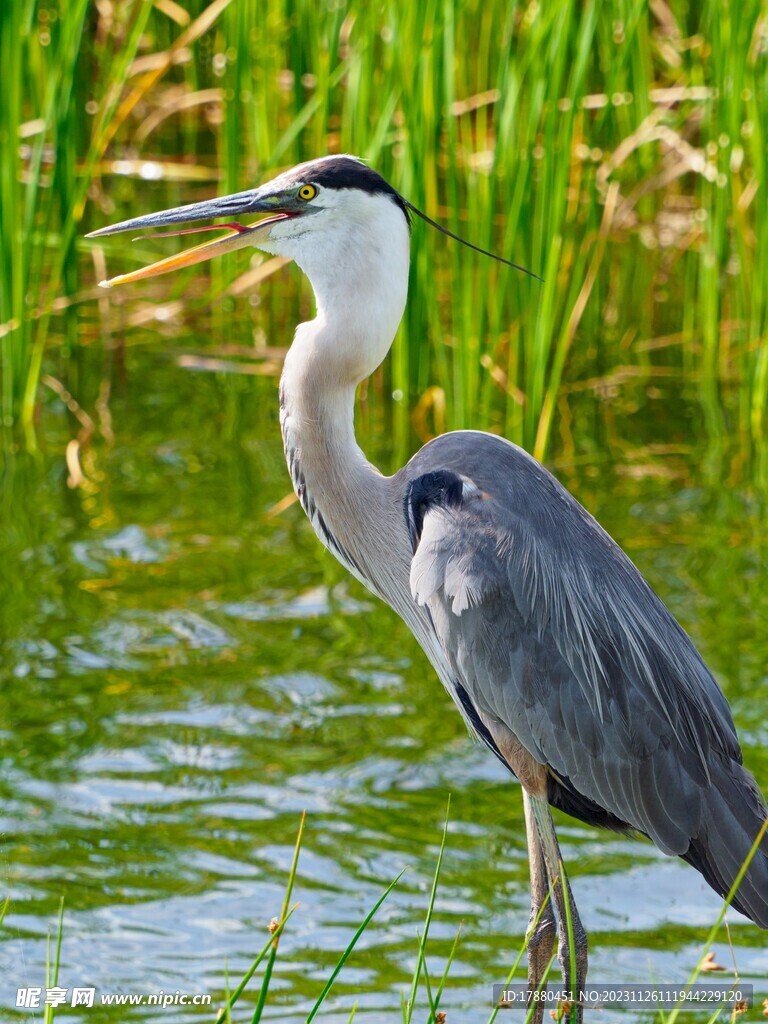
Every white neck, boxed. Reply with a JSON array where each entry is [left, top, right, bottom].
[[278, 193, 410, 582]]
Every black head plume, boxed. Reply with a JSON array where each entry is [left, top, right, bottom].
[[403, 200, 543, 283]]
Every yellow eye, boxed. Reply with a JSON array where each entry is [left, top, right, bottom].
[[297, 183, 317, 201]]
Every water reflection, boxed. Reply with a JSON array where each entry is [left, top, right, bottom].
[[1, 347, 766, 1022]]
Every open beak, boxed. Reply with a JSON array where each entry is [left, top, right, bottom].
[[86, 187, 300, 288]]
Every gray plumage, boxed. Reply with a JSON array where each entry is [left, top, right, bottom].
[[400, 431, 768, 926]]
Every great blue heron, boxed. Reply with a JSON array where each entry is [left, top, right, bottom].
[[88, 155, 768, 1020]]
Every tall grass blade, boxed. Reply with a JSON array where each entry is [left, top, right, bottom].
[[425, 922, 462, 1024], [486, 888, 553, 1024], [250, 810, 306, 1023], [43, 897, 65, 1024], [305, 868, 406, 1023], [665, 815, 768, 1024], [212, 906, 297, 1024], [403, 796, 450, 1024]]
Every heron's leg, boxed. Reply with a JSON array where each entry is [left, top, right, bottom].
[[529, 794, 588, 1024], [522, 789, 557, 1023]]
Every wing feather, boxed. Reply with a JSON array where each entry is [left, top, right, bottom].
[[402, 433, 765, 884]]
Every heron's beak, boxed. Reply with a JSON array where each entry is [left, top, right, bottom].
[[85, 188, 301, 288]]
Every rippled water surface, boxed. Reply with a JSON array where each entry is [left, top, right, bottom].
[[2, 341, 767, 1022]]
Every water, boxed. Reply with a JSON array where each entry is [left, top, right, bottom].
[[1, 329, 767, 1022]]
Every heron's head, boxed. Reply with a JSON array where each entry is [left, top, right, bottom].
[[87, 155, 411, 290]]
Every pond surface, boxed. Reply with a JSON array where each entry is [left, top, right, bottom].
[[1, 326, 767, 1022]]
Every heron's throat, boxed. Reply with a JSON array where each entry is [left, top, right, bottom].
[[278, 331, 384, 586]]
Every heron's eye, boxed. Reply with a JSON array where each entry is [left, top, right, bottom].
[[297, 184, 318, 201]]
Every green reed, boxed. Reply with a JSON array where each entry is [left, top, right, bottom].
[[2, 0, 766, 461], [0, 0, 152, 443]]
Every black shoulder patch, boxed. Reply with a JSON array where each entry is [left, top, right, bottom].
[[291, 156, 410, 226], [404, 470, 464, 551]]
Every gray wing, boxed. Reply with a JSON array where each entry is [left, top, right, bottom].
[[401, 432, 758, 869]]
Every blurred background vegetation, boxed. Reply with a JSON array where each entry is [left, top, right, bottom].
[[1, 0, 766, 465], [2, 3, 768, 1021]]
